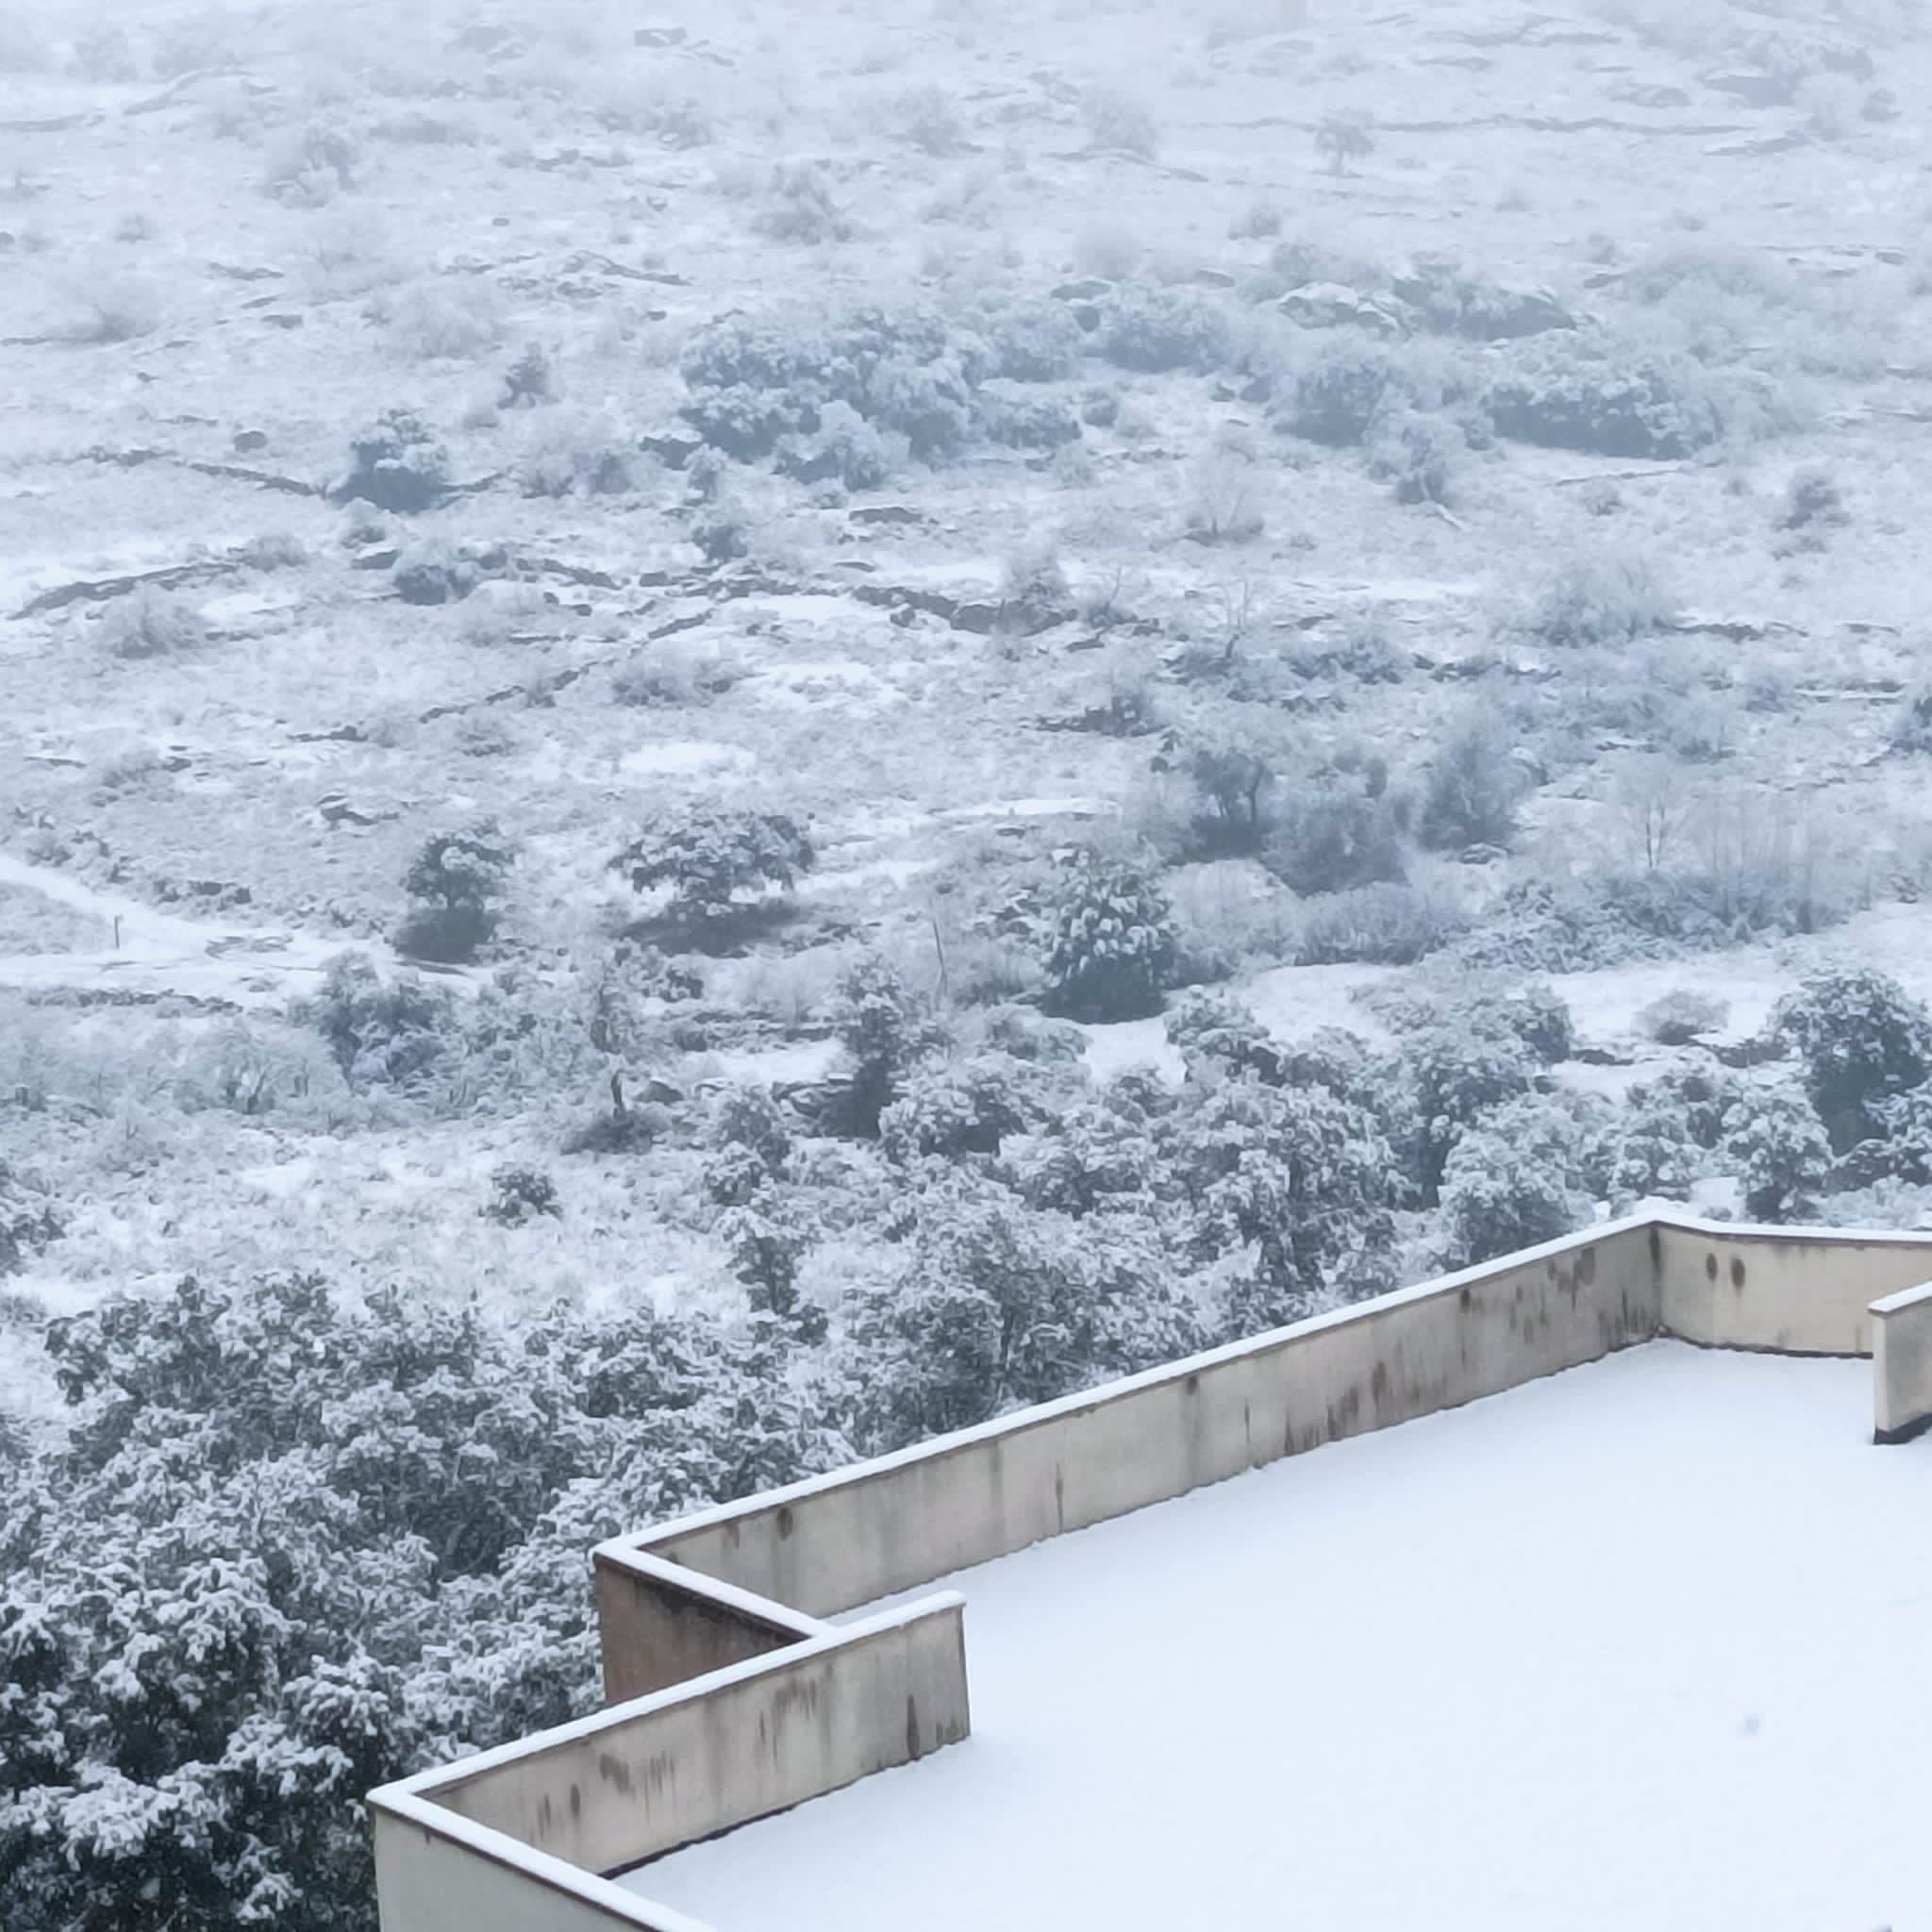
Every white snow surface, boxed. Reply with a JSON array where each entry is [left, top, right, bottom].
[[632, 1345, 1931, 1932]]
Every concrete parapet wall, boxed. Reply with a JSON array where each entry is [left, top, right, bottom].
[[388, 1598, 967, 1879], [620, 1219, 1661, 1620], [372, 1211, 1928, 1932], [372, 1803, 679, 1932], [594, 1546, 826, 1706], [1655, 1216, 1932, 1356], [1872, 1280, 1932, 1443]]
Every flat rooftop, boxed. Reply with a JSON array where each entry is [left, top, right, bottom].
[[632, 1343, 1932, 1932]]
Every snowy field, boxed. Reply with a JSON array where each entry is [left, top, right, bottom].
[[636, 1344, 1932, 1932]]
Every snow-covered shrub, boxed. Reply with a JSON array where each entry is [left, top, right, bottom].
[[680, 306, 974, 462], [500, 341, 554, 408], [1082, 87, 1160, 158], [1039, 848, 1177, 1022], [1296, 881, 1464, 965], [1175, 737, 1274, 858], [375, 278, 504, 360], [1767, 967, 1932, 1154], [262, 122, 358, 206], [879, 1056, 1032, 1163], [68, 24, 138, 81], [1607, 1099, 1704, 1207], [241, 529, 309, 571], [1488, 981, 1577, 1065], [999, 542, 1073, 625], [702, 1086, 793, 1201], [1370, 408, 1467, 505], [484, 1163, 561, 1224], [891, 83, 965, 155], [1616, 244, 1868, 377], [716, 1197, 822, 1339], [1630, 1060, 1744, 1153], [391, 538, 479, 606], [610, 809, 814, 939], [752, 163, 855, 243], [1522, 554, 1674, 650], [0, 1161, 60, 1275], [974, 380, 1083, 451], [97, 587, 205, 659], [774, 400, 902, 489], [1263, 768, 1407, 896], [1094, 284, 1231, 374], [341, 408, 449, 511], [1483, 332, 1786, 458], [1391, 258, 1575, 341], [1164, 989, 1287, 1086], [1415, 712, 1523, 852], [1892, 686, 1932, 755], [1229, 197, 1285, 240], [517, 408, 637, 497], [1274, 333, 1408, 444], [1314, 109, 1375, 175], [1778, 465, 1844, 530], [688, 495, 754, 563], [966, 295, 1085, 382], [64, 269, 160, 342], [1723, 1083, 1832, 1222], [1637, 990, 1729, 1045], [864, 348, 974, 459], [1183, 454, 1265, 543], [303, 953, 452, 1092]]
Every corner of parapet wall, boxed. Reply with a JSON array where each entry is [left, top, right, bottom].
[[1652, 1213, 1932, 1356], [591, 1543, 824, 1704], [1872, 1279, 1932, 1444]]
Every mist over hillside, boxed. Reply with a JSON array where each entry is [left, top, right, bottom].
[[5, 2, 1932, 1926]]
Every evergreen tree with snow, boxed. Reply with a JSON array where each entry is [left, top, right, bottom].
[[1039, 848, 1176, 1024]]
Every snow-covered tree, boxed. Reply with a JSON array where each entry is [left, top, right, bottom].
[[828, 955, 948, 1137], [1165, 1073, 1398, 1332], [1768, 967, 1932, 1154], [1440, 1091, 1600, 1264], [610, 809, 814, 940], [303, 955, 451, 1094], [1039, 849, 1177, 1023], [844, 1181, 1198, 1450], [878, 1056, 1033, 1164], [1392, 1012, 1541, 1202], [0, 1274, 846, 1932], [397, 821, 514, 965], [1724, 1084, 1832, 1222]]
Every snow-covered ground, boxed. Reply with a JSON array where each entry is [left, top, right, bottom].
[[635, 1345, 1931, 1932]]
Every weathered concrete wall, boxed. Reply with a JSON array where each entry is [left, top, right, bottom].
[[417, 1599, 968, 1878], [1872, 1279, 1932, 1443], [1655, 1217, 1932, 1356], [375, 1210, 1932, 1932], [622, 1220, 1661, 1620], [594, 1545, 825, 1705], [371, 1805, 679, 1932]]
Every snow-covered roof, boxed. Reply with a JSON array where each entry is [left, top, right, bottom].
[[632, 1344, 1932, 1932], [368, 1214, 1932, 1932]]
